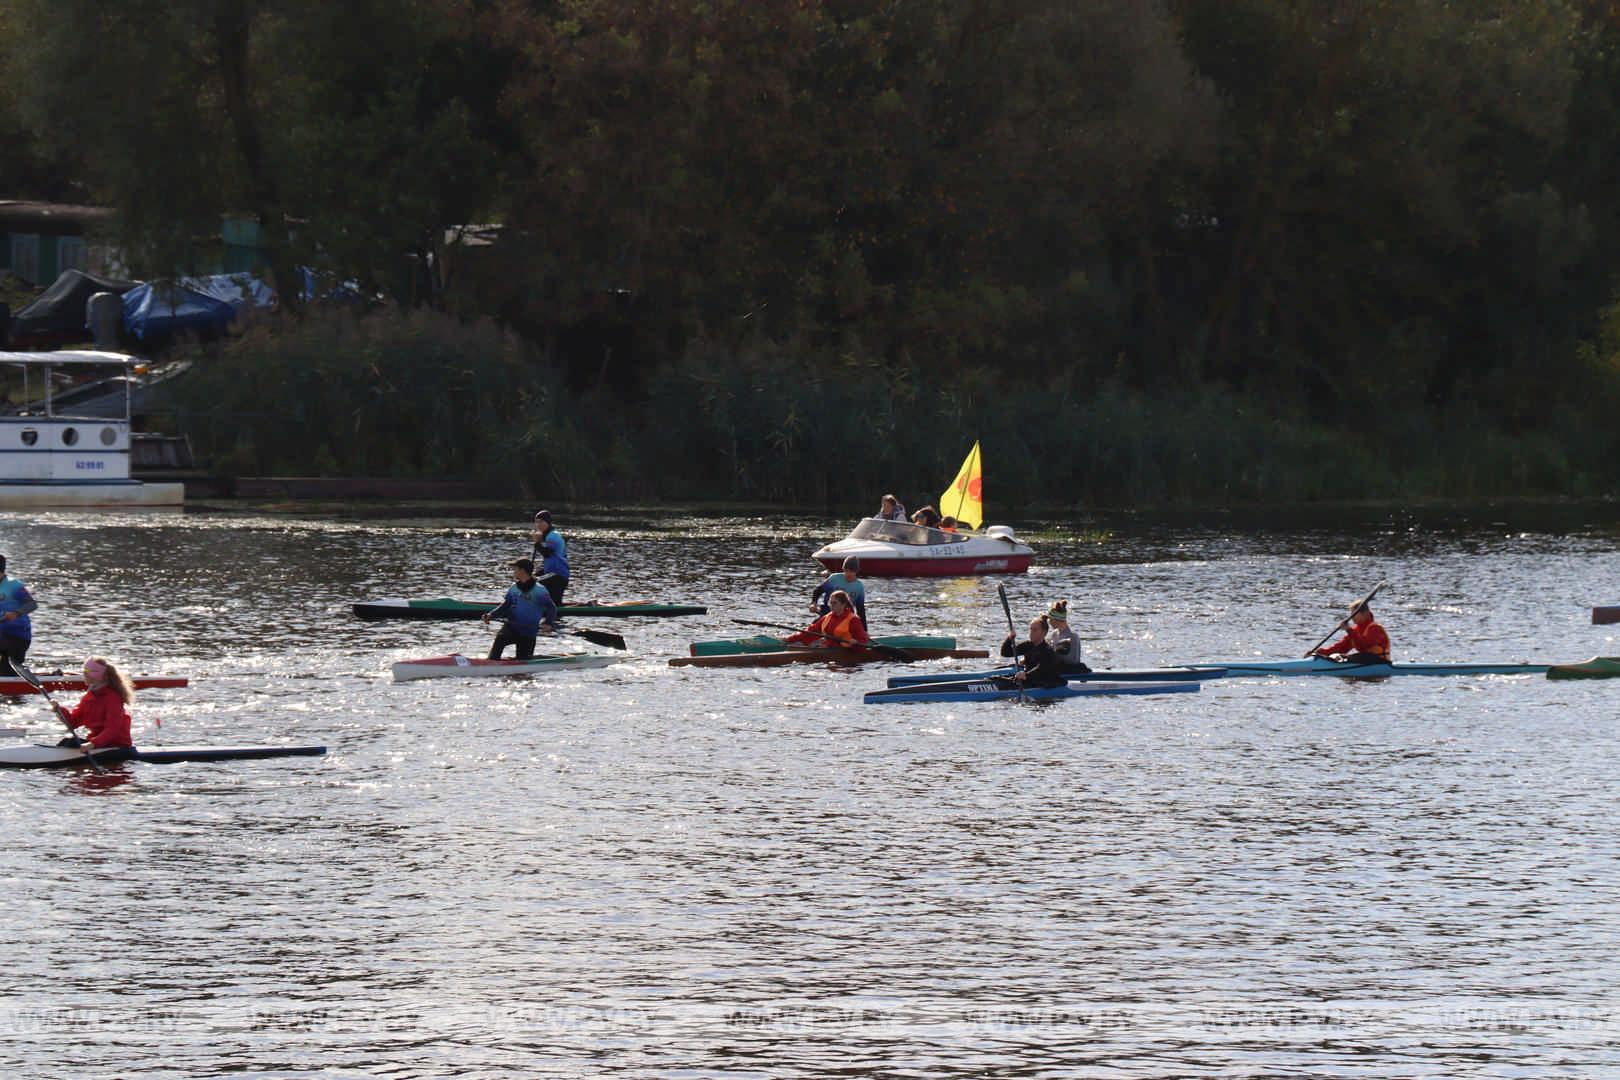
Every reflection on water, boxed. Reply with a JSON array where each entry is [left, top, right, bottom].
[[0, 505, 1617, 1077]]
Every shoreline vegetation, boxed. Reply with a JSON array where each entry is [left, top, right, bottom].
[[6, 4, 1620, 506]]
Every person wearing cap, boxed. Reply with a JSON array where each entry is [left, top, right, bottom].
[[876, 494, 908, 522], [786, 590, 870, 647], [530, 510, 570, 606], [1313, 603, 1391, 663], [810, 557, 867, 625], [53, 657, 134, 751], [997, 616, 1067, 688], [483, 558, 560, 660], [1045, 600, 1089, 673], [0, 555, 37, 675]]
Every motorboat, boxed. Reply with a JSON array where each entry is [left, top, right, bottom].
[[811, 517, 1033, 577]]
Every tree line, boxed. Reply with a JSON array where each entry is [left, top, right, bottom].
[[3, 2, 1619, 504]]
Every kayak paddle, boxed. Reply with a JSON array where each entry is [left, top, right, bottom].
[[731, 619, 918, 662], [488, 621, 627, 650], [14, 661, 106, 773], [1303, 580, 1387, 658], [997, 584, 1027, 699]]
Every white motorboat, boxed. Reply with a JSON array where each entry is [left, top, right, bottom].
[[811, 517, 1033, 577]]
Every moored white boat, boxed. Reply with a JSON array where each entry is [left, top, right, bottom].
[[390, 652, 624, 682], [0, 350, 183, 506], [811, 517, 1033, 577]]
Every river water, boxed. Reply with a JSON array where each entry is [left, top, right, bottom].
[[1, 504, 1617, 1078]]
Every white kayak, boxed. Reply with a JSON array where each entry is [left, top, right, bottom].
[[391, 653, 625, 682]]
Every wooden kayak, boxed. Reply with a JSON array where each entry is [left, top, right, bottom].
[[391, 653, 625, 681], [0, 674, 187, 695], [1546, 656, 1620, 680], [689, 634, 956, 657], [0, 744, 326, 768], [354, 597, 706, 620], [670, 646, 989, 668], [864, 679, 1202, 704]]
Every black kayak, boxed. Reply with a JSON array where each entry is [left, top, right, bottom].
[[0, 744, 328, 768]]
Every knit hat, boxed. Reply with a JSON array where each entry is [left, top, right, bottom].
[[1046, 600, 1069, 622]]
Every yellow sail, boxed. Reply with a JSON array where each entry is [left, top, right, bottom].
[[939, 440, 984, 530]]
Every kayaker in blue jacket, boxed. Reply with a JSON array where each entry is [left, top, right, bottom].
[[483, 558, 559, 660], [811, 557, 867, 624], [0, 555, 38, 675], [531, 510, 570, 606]]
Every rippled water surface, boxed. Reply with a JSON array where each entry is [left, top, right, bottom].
[[2, 504, 1618, 1078]]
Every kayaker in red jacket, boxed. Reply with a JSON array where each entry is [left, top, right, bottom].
[[786, 591, 870, 647], [55, 657, 135, 750], [1314, 605, 1391, 663]]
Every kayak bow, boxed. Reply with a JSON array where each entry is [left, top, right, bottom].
[[0, 744, 327, 768], [391, 653, 625, 682], [355, 598, 706, 621], [670, 647, 988, 669], [864, 679, 1202, 704]]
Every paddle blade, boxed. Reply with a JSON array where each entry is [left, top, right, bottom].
[[572, 628, 627, 651]]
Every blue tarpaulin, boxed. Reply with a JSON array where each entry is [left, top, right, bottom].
[[121, 282, 237, 341], [181, 273, 275, 313]]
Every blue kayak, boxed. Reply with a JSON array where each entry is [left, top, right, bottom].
[[886, 666, 1221, 688], [864, 679, 1202, 705]]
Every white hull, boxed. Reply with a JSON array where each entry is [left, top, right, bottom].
[[0, 481, 184, 507], [391, 653, 624, 682]]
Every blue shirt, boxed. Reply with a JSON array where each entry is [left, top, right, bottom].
[[533, 529, 569, 579], [812, 574, 866, 623], [489, 580, 559, 633], [0, 576, 34, 640]]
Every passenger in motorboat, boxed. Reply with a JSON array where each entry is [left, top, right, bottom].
[[998, 617, 1067, 688], [530, 510, 569, 605], [54, 657, 134, 751], [810, 557, 867, 624], [876, 494, 908, 522], [1313, 602, 1391, 664], [939, 516, 959, 533], [786, 590, 870, 648], [1045, 600, 1089, 673], [483, 558, 560, 660], [0, 554, 36, 676], [911, 505, 942, 528]]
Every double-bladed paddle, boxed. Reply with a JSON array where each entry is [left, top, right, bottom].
[[488, 622, 627, 651], [14, 661, 107, 773], [731, 618, 918, 663], [1304, 580, 1386, 658], [997, 584, 1027, 699]]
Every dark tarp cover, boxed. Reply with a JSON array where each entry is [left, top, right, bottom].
[[10, 269, 136, 341], [121, 282, 237, 341], [182, 273, 275, 313]]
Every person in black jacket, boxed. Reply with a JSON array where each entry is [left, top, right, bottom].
[[998, 617, 1067, 688]]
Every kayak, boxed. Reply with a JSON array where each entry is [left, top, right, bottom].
[[0, 744, 327, 768], [0, 674, 187, 695], [689, 634, 956, 657], [886, 666, 1224, 687], [1546, 656, 1620, 680], [391, 653, 625, 682], [1189, 657, 1548, 677], [864, 679, 1202, 704], [670, 647, 990, 669], [353, 598, 707, 621]]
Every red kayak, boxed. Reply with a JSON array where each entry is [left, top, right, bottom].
[[0, 674, 188, 695]]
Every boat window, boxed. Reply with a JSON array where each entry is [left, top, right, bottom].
[[848, 517, 967, 546], [100, 426, 117, 446], [61, 427, 78, 446], [20, 429, 36, 446]]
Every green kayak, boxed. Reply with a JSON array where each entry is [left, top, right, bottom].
[[1546, 656, 1620, 680], [689, 633, 956, 657], [353, 597, 707, 620]]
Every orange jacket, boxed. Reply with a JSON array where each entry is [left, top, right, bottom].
[[1320, 619, 1390, 659], [787, 609, 869, 647]]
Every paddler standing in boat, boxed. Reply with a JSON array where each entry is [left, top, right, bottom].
[[998, 617, 1067, 688], [483, 558, 560, 660], [811, 556, 868, 624], [1312, 601, 1391, 664], [530, 510, 569, 607], [786, 590, 870, 648], [53, 657, 134, 752], [0, 554, 37, 676]]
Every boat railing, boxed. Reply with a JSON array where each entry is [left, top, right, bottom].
[[849, 517, 971, 546]]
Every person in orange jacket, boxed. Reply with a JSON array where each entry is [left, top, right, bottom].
[[1314, 603, 1391, 663], [785, 590, 870, 647]]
